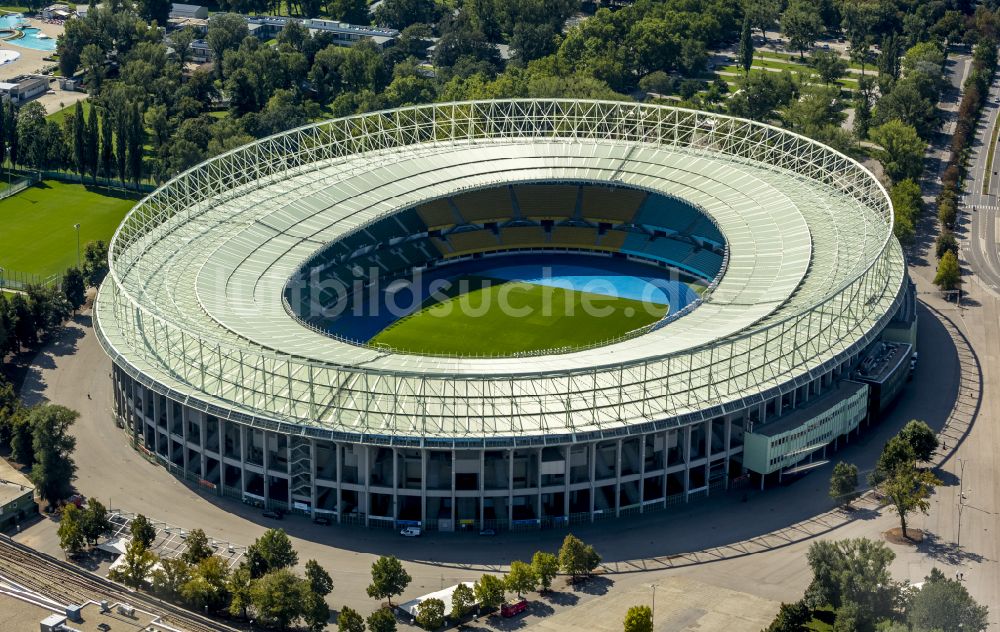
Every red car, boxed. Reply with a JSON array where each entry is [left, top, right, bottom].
[[500, 600, 528, 618]]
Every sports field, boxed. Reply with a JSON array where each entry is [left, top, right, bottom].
[[369, 277, 670, 356], [0, 180, 138, 278]]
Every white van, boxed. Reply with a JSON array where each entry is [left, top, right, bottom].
[[400, 526, 422, 537]]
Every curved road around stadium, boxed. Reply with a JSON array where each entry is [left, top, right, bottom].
[[17, 263, 998, 630]]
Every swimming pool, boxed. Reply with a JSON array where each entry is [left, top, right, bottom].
[[0, 14, 57, 51]]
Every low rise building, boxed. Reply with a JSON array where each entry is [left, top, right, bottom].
[[169, 3, 208, 19], [0, 75, 50, 104], [246, 15, 399, 48]]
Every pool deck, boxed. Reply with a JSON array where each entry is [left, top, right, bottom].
[[0, 15, 83, 114]]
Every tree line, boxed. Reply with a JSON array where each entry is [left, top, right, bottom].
[[0, 382, 79, 511], [0, 241, 108, 358], [764, 537, 986, 631]]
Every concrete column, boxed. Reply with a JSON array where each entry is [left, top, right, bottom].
[[479, 450, 486, 527], [683, 426, 692, 501], [200, 414, 208, 480], [638, 435, 646, 513], [310, 439, 318, 515], [588, 443, 596, 521], [536, 448, 542, 521], [152, 391, 161, 457], [363, 446, 370, 527], [451, 450, 457, 528], [262, 430, 270, 507], [614, 439, 622, 517], [335, 443, 343, 524], [392, 447, 399, 521], [562, 445, 570, 520], [420, 449, 427, 527], [286, 437, 293, 512], [507, 449, 514, 526], [239, 425, 247, 498], [661, 430, 669, 502], [723, 417, 732, 491]]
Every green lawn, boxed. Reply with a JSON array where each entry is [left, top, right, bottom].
[[369, 276, 670, 356], [47, 100, 91, 125], [0, 180, 138, 278]]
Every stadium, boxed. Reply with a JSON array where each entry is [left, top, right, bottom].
[[94, 100, 915, 531]]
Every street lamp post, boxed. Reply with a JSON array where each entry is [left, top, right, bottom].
[[956, 458, 968, 548], [73, 223, 81, 268], [651, 583, 656, 627]]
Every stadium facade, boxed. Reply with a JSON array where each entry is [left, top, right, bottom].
[[95, 100, 914, 531]]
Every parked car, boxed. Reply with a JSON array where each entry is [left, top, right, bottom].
[[400, 526, 422, 537], [262, 510, 283, 520], [501, 600, 528, 618], [479, 528, 496, 536], [313, 516, 331, 526]]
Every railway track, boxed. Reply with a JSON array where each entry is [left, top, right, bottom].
[[0, 536, 237, 632]]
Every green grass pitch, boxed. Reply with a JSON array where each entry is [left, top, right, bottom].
[[369, 278, 669, 356], [0, 180, 138, 279]]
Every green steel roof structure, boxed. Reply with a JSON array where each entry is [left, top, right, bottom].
[[94, 100, 906, 446]]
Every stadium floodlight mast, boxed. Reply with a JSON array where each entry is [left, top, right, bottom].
[[74, 223, 81, 268]]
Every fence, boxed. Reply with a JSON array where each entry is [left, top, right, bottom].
[[0, 172, 37, 201], [0, 267, 60, 291]]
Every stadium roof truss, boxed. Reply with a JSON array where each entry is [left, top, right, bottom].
[[95, 100, 906, 445]]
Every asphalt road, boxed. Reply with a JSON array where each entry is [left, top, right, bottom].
[[961, 54, 1000, 293]]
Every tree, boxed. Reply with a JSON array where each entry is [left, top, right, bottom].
[[870, 120, 926, 183], [898, 419, 938, 462], [137, 0, 170, 25], [934, 250, 962, 292], [72, 101, 86, 178], [558, 534, 601, 582], [473, 574, 505, 614], [782, 0, 823, 59], [329, 0, 368, 24], [415, 597, 445, 630], [110, 538, 158, 589], [531, 551, 559, 591], [908, 569, 989, 632], [936, 231, 958, 259], [29, 404, 78, 507], [881, 465, 941, 538], [58, 503, 86, 556], [305, 559, 333, 597], [114, 109, 127, 186], [80, 498, 110, 546], [250, 568, 308, 629], [829, 462, 860, 508], [151, 557, 192, 601], [763, 600, 810, 632], [61, 268, 86, 312], [182, 556, 231, 613], [367, 607, 396, 632], [890, 179, 923, 245], [206, 13, 249, 78], [805, 539, 897, 625], [745, 0, 781, 42], [227, 565, 253, 619], [85, 104, 98, 181], [182, 528, 213, 565], [623, 605, 653, 632], [338, 605, 365, 632], [505, 560, 536, 598], [171, 26, 196, 66], [131, 514, 157, 550], [99, 108, 114, 186], [738, 15, 753, 76], [812, 50, 848, 85], [872, 435, 917, 485], [450, 583, 474, 620], [126, 103, 144, 186], [367, 555, 411, 607], [246, 528, 299, 578], [853, 75, 875, 141], [374, 0, 438, 30], [304, 591, 331, 632]]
